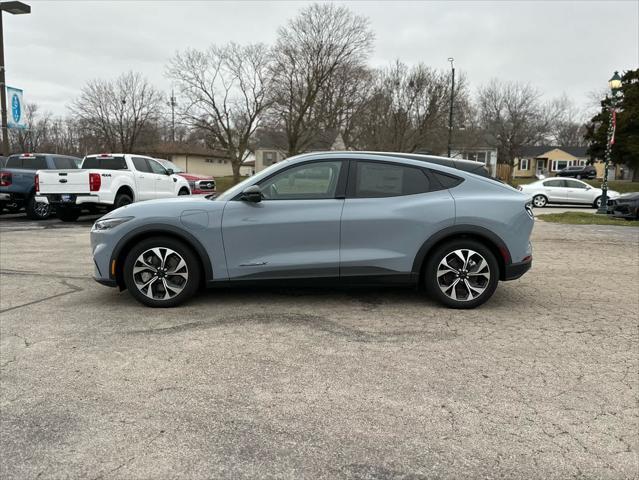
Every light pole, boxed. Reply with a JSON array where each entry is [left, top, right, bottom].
[[0, 1, 30, 156], [446, 57, 455, 158], [169, 89, 176, 143], [596, 71, 623, 214]]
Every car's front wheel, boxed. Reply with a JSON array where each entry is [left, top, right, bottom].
[[425, 240, 499, 309], [532, 194, 547, 208], [594, 196, 602, 209], [123, 237, 201, 307]]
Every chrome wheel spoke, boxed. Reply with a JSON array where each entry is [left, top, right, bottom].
[[437, 249, 490, 302], [133, 247, 189, 301]]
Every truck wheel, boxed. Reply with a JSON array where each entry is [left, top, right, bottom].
[[424, 239, 499, 309], [57, 207, 81, 222], [114, 193, 133, 209], [26, 195, 51, 220], [123, 236, 201, 308]]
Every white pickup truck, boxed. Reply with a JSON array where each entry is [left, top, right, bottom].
[[36, 153, 191, 221]]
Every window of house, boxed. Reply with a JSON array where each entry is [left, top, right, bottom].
[[355, 162, 430, 198], [260, 161, 342, 200], [551, 160, 572, 171], [519, 158, 530, 170]]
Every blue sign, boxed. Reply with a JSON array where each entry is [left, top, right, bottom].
[[6, 86, 26, 129]]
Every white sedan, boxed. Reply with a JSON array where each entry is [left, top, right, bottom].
[[518, 178, 619, 208]]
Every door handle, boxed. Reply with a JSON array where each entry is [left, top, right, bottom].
[[139, 175, 145, 178]]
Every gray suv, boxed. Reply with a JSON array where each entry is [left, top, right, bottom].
[[91, 152, 534, 309]]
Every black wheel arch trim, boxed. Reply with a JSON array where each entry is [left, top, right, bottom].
[[110, 223, 213, 286], [411, 225, 512, 279]]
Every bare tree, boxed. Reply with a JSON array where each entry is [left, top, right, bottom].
[[547, 94, 588, 146], [168, 42, 272, 182], [349, 61, 456, 153], [10, 103, 52, 153], [269, 2, 375, 155], [477, 80, 554, 165], [70, 72, 163, 153]]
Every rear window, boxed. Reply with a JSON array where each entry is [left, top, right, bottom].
[[53, 157, 79, 169], [82, 156, 127, 170], [6, 155, 48, 170], [430, 170, 464, 189]]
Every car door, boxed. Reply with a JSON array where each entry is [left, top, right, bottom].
[[339, 160, 455, 279], [221, 159, 346, 280], [131, 157, 155, 201], [564, 179, 592, 204], [148, 159, 175, 198], [542, 179, 566, 202]]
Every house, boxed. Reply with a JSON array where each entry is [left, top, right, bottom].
[[449, 147, 498, 177], [253, 128, 346, 172], [143, 142, 246, 177], [513, 146, 590, 178]]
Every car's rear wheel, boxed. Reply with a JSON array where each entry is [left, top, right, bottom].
[[532, 194, 547, 208], [57, 207, 81, 222], [114, 193, 133, 209], [123, 237, 201, 308], [26, 195, 51, 220], [425, 240, 499, 309]]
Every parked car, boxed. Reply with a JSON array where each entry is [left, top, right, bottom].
[[607, 192, 639, 220], [0, 153, 80, 219], [154, 158, 216, 195], [556, 165, 597, 179], [36, 153, 191, 222], [90, 151, 534, 309], [518, 178, 619, 208]]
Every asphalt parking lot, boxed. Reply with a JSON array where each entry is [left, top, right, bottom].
[[1, 214, 638, 479]]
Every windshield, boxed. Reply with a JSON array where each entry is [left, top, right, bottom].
[[156, 159, 183, 173]]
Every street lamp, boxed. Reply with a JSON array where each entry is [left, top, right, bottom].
[[446, 57, 455, 158], [1, 1, 30, 156], [596, 70, 623, 214]]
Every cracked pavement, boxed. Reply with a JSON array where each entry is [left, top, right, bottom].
[[1, 215, 638, 479]]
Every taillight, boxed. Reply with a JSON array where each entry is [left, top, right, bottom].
[[0, 171, 11, 187], [89, 173, 101, 192], [35, 174, 39, 192]]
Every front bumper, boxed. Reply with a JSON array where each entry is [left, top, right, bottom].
[[0, 192, 11, 201]]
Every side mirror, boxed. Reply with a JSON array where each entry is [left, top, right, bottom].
[[241, 185, 262, 203], [585, 185, 592, 190], [166, 168, 174, 175]]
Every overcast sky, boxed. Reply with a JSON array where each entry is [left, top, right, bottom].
[[4, 0, 638, 119]]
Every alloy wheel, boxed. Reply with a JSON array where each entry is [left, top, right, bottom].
[[437, 249, 491, 302], [132, 247, 189, 300], [35, 202, 50, 218], [533, 195, 546, 208]]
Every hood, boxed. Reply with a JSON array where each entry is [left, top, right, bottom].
[[177, 172, 214, 181], [101, 195, 220, 220], [615, 192, 639, 201]]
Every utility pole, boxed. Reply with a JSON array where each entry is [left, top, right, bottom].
[[169, 89, 176, 143], [0, 2, 31, 156], [446, 57, 455, 158]]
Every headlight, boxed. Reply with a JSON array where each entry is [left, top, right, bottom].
[[188, 181, 196, 189], [91, 216, 133, 232]]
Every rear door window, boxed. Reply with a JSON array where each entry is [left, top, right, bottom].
[[82, 156, 128, 170], [543, 179, 565, 188], [132, 157, 152, 172], [354, 161, 431, 198]]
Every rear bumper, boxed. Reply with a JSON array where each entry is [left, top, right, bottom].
[[503, 258, 532, 281], [36, 194, 103, 206], [0, 193, 11, 201]]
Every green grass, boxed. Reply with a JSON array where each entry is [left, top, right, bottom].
[[511, 177, 639, 193], [538, 211, 639, 226]]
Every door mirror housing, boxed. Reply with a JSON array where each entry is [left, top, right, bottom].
[[241, 185, 262, 203], [166, 168, 174, 175]]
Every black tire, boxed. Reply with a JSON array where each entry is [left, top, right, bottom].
[[123, 236, 201, 308], [424, 239, 499, 309], [114, 193, 133, 209], [593, 196, 602, 209], [25, 195, 51, 220], [532, 194, 547, 208], [57, 207, 81, 222], [178, 188, 190, 196]]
